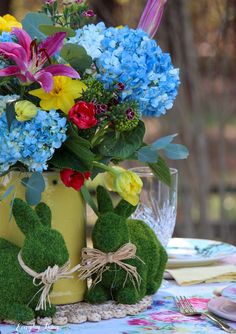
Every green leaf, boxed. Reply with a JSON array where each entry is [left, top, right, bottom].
[[148, 157, 171, 186], [60, 44, 93, 73], [151, 133, 178, 150], [9, 192, 16, 223], [6, 103, 16, 131], [22, 13, 52, 40], [98, 121, 145, 160], [50, 147, 90, 172], [137, 146, 158, 163], [0, 185, 14, 201], [164, 144, 189, 160], [81, 185, 99, 216], [39, 25, 75, 37], [21, 172, 45, 206], [63, 128, 95, 170]]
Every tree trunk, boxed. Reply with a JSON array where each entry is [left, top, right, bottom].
[[159, 0, 211, 238]]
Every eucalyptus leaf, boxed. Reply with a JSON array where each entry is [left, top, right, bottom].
[[22, 13, 52, 40], [6, 103, 16, 131], [22, 172, 45, 206], [0, 185, 14, 201], [98, 121, 145, 160], [137, 146, 158, 163], [60, 44, 93, 73], [39, 25, 75, 38], [164, 144, 189, 160], [21, 177, 29, 186], [151, 133, 178, 150]]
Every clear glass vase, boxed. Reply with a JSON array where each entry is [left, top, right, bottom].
[[130, 167, 178, 248]]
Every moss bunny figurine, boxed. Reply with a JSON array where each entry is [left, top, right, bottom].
[[85, 186, 167, 304], [0, 198, 69, 322]]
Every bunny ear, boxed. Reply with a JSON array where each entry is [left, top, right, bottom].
[[12, 198, 41, 235], [35, 202, 52, 228], [114, 199, 137, 219], [97, 186, 113, 214]]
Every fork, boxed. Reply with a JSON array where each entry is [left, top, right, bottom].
[[174, 296, 236, 333]]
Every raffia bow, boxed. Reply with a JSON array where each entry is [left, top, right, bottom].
[[18, 251, 81, 311], [78, 243, 144, 289]]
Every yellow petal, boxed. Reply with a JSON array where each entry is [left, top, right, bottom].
[[15, 100, 37, 122], [120, 193, 139, 206], [57, 95, 75, 113], [0, 14, 22, 32], [62, 81, 86, 98], [29, 88, 50, 99], [40, 98, 57, 111]]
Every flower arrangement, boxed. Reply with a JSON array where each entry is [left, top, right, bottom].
[[0, 0, 188, 208]]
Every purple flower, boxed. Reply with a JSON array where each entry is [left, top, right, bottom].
[[138, 0, 167, 38], [44, 0, 56, 4], [126, 108, 135, 120], [0, 28, 80, 92], [82, 10, 96, 17]]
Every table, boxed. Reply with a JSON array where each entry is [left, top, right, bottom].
[[0, 281, 235, 334]]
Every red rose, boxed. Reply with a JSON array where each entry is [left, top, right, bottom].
[[60, 168, 91, 191], [68, 101, 97, 129]]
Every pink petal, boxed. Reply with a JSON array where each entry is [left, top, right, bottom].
[[25, 70, 36, 82], [45, 64, 80, 78], [0, 65, 21, 76], [138, 0, 167, 38], [35, 70, 54, 92], [0, 66, 27, 83], [38, 32, 66, 61], [0, 42, 28, 70], [11, 28, 32, 61]]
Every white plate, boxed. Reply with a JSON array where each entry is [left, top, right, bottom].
[[166, 238, 236, 268], [208, 296, 236, 322]]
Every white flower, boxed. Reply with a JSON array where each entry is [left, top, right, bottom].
[[68, 22, 106, 60]]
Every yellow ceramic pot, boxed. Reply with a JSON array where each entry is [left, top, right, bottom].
[[0, 171, 86, 305]]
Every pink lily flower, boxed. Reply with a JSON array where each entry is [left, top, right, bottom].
[[138, 0, 167, 38], [0, 28, 80, 92]]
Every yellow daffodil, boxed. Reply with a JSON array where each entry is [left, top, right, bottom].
[[29, 76, 87, 114], [103, 166, 143, 206], [15, 100, 38, 122], [0, 14, 22, 32]]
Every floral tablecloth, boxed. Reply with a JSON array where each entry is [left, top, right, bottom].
[[1, 281, 236, 334]]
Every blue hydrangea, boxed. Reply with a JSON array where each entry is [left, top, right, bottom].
[[95, 26, 180, 117], [0, 109, 67, 173], [0, 32, 13, 42], [68, 22, 106, 59]]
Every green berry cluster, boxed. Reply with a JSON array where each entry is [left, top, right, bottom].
[[80, 78, 140, 132], [112, 102, 140, 132], [81, 77, 114, 105]]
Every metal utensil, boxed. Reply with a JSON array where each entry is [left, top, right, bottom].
[[174, 295, 236, 333]]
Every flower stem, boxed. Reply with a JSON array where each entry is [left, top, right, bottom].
[[92, 161, 120, 176]]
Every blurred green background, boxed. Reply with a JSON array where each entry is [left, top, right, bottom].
[[1, 0, 236, 244]]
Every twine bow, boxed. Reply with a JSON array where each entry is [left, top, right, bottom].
[[78, 243, 143, 289], [18, 251, 81, 311]]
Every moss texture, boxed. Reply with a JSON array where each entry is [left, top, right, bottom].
[[0, 198, 69, 322], [86, 186, 167, 304]]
